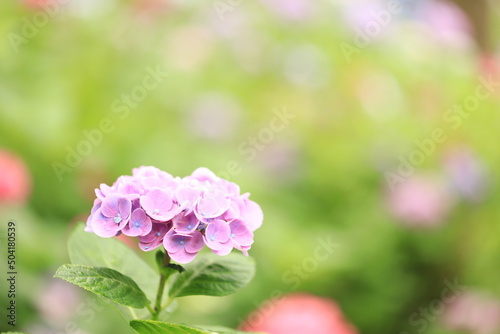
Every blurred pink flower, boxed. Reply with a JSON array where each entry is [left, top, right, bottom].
[[340, 0, 472, 50], [0, 149, 32, 205], [239, 293, 358, 334], [186, 93, 242, 141], [443, 147, 489, 202], [385, 174, 454, 227], [36, 278, 82, 327], [23, 0, 55, 10], [257, 140, 302, 183], [416, 0, 473, 49], [25, 323, 91, 334], [205, 10, 267, 74], [133, 0, 173, 18], [480, 54, 500, 89], [339, 0, 386, 30], [260, 0, 315, 21], [206, 8, 252, 40], [443, 292, 500, 334]]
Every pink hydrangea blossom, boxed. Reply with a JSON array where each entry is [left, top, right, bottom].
[[86, 166, 263, 263]]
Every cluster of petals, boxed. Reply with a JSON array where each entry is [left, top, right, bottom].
[[85, 166, 263, 263]]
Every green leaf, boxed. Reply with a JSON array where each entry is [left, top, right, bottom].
[[166, 263, 186, 274], [129, 321, 264, 334], [68, 223, 157, 301], [1, 332, 29, 334], [156, 249, 185, 278], [160, 263, 186, 280], [130, 320, 211, 334], [169, 253, 255, 298], [54, 264, 149, 309]]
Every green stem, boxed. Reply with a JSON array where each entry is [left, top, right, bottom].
[[151, 252, 171, 320], [146, 304, 155, 315], [160, 295, 175, 311], [128, 307, 138, 319]]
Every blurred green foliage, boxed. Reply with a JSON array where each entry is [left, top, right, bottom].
[[1, 1, 500, 334]]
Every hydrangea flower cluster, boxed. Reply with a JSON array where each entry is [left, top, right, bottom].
[[85, 167, 263, 263]]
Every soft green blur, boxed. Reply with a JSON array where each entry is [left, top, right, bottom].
[[1, 1, 500, 334]]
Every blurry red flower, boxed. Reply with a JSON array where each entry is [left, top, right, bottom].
[[23, 0, 55, 10], [0, 149, 32, 204], [239, 293, 358, 334]]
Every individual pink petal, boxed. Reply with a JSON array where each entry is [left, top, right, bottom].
[[196, 190, 230, 219], [164, 230, 204, 263], [116, 181, 143, 199], [173, 214, 200, 235], [175, 184, 200, 214], [101, 194, 131, 220], [84, 222, 93, 233], [184, 231, 205, 253], [131, 198, 141, 211], [85, 198, 102, 233], [220, 179, 240, 197], [163, 230, 184, 254], [140, 189, 178, 221], [91, 210, 121, 238], [205, 220, 231, 250], [238, 245, 251, 256], [133, 166, 159, 178], [138, 223, 170, 251], [132, 166, 174, 180], [230, 219, 254, 247], [196, 196, 219, 218], [95, 183, 113, 200], [118, 197, 132, 219], [122, 208, 152, 237], [169, 248, 199, 264], [139, 242, 162, 252], [139, 223, 165, 243], [140, 176, 169, 190], [191, 167, 218, 182], [211, 240, 233, 256], [241, 199, 263, 231], [223, 200, 241, 220]]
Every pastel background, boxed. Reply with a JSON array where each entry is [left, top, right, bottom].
[[1, 0, 500, 333]]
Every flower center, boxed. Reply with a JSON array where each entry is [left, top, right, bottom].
[[153, 209, 160, 214], [134, 222, 140, 228], [114, 214, 122, 224], [156, 232, 161, 237], [230, 233, 235, 238], [210, 235, 216, 241], [179, 240, 185, 245]]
